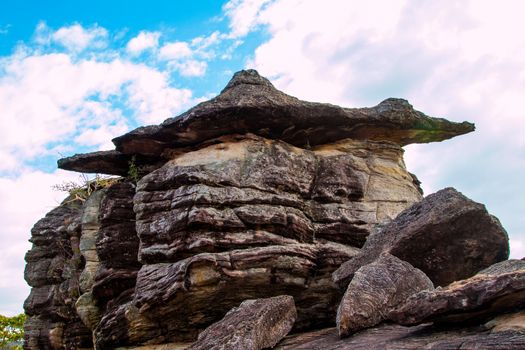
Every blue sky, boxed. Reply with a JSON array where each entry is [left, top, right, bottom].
[[1, 0, 524, 316]]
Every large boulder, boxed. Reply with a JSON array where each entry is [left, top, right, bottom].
[[333, 187, 509, 288], [337, 253, 433, 337], [389, 267, 525, 326], [188, 295, 296, 350]]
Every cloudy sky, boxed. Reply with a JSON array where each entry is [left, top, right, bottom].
[[1, 0, 524, 315]]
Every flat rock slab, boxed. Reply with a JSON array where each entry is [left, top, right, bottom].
[[58, 150, 164, 176], [337, 253, 433, 337], [275, 325, 525, 350], [112, 69, 474, 157], [389, 268, 525, 325], [333, 187, 509, 288], [188, 295, 297, 350]]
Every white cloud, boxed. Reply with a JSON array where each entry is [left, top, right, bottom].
[[126, 31, 161, 55], [223, 0, 273, 38], [159, 41, 193, 60], [35, 22, 108, 51], [0, 169, 81, 315], [0, 38, 195, 171], [510, 239, 525, 259], [170, 59, 208, 77]]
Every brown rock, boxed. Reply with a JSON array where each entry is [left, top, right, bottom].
[[275, 325, 525, 350], [112, 70, 474, 157], [389, 268, 525, 326], [188, 295, 297, 350], [57, 150, 163, 176], [333, 187, 509, 288], [337, 253, 433, 337]]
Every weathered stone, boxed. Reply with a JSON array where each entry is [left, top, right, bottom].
[[333, 187, 509, 288], [57, 150, 163, 176], [122, 243, 357, 347], [112, 70, 474, 158], [477, 259, 525, 276], [23, 201, 93, 349], [337, 253, 433, 337], [26, 70, 482, 349], [389, 268, 525, 326], [486, 310, 525, 332], [188, 296, 296, 350], [275, 325, 525, 350]]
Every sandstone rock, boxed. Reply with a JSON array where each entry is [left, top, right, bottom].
[[275, 325, 525, 350], [486, 310, 525, 333], [57, 150, 163, 176], [477, 259, 525, 276], [23, 201, 93, 349], [27, 70, 480, 349], [337, 253, 433, 337], [333, 187, 509, 288], [127, 243, 356, 346], [389, 268, 525, 326], [188, 295, 297, 350], [112, 70, 474, 157]]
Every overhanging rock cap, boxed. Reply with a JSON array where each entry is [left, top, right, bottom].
[[112, 69, 474, 156], [59, 69, 475, 174]]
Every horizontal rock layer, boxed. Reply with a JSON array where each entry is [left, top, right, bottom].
[[23, 201, 93, 349], [112, 70, 474, 158]]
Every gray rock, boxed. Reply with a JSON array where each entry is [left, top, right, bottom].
[[112, 70, 474, 157], [333, 187, 509, 288], [337, 253, 433, 337], [275, 324, 525, 350], [188, 296, 297, 350], [389, 268, 525, 326]]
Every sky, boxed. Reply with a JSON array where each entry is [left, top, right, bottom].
[[1, 0, 524, 316]]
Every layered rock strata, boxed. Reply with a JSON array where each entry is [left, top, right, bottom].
[[24, 70, 480, 348], [24, 201, 93, 349]]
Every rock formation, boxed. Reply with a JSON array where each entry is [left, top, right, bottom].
[[336, 252, 433, 337], [23, 70, 524, 349]]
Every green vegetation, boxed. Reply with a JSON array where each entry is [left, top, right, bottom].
[[127, 155, 140, 183], [52, 174, 120, 204], [0, 314, 25, 349]]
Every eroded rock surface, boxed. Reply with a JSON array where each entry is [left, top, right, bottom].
[[24, 201, 93, 349], [275, 325, 525, 350], [333, 187, 509, 288], [188, 295, 296, 350], [26, 70, 488, 349], [337, 253, 433, 337], [389, 268, 525, 326]]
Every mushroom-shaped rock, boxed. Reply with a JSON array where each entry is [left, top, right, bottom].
[[337, 253, 433, 337], [111, 69, 474, 157], [188, 295, 297, 350], [333, 187, 509, 288]]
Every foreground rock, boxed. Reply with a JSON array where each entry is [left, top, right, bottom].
[[389, 268, 525, 326], [275, 324, 525, 350], [188, 296, 296, 350], [337, 253, 433, 337], [333, 187, 509, 288]]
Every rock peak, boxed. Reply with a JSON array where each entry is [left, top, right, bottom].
[[58, 70, 475, 174], [221, 69, 275, 93]]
